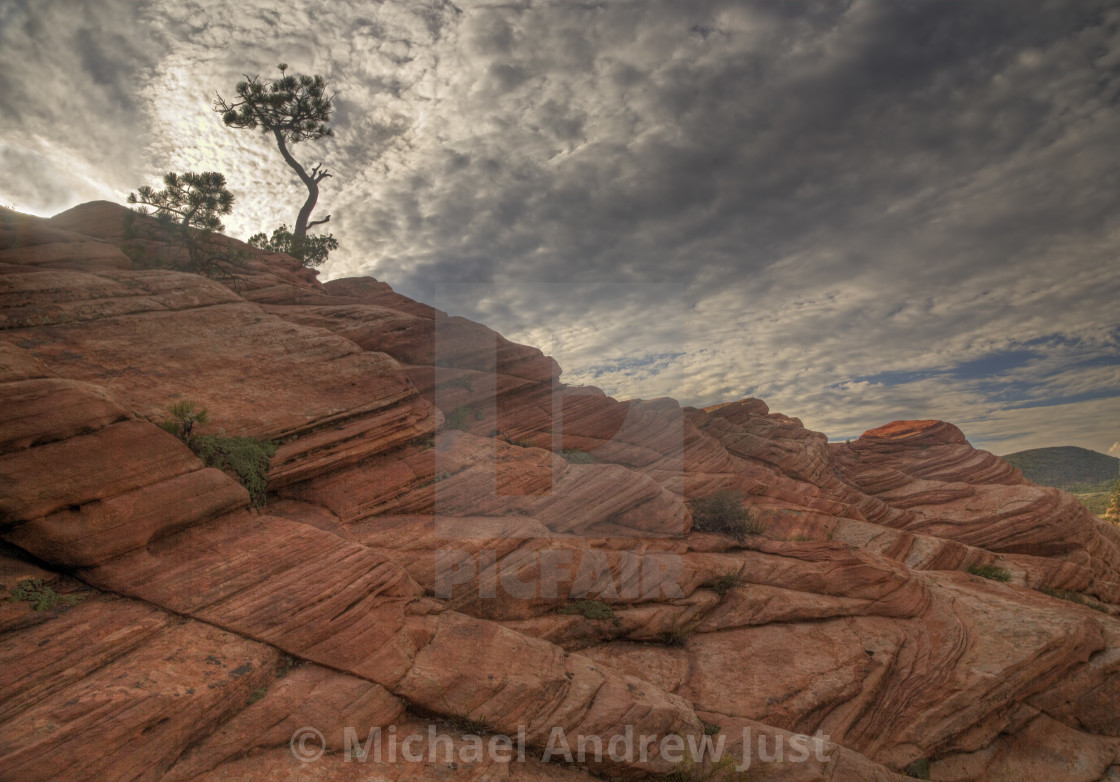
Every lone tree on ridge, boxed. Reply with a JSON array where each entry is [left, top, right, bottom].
[[126, 171, 235, 272], [213, 63, 336, 262]]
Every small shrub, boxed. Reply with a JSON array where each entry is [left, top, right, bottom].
[[904, 758, 931, 779], [788, 533, 813, 542], [417, 471, 451, 488], [689, 491, 765, 541], [6, 578, 80, 611], [157, 401, 275, 508], [160, 399, 209, 441], [558, 599, 615, 621], [703, 572, 742, 596], [1039, 586, 1109, 612], [561, 449, 597, 464], [446, 714, 490, 735], [248, 224, 338, 267], [967, 564, 1011, 582], [193, 435, 277, 508], [444, 404, 472, 432], [659, 623, 693, 647], [702, 721, 721, 735], [276, 654, 297, 678], [247, 685, 268, 705]]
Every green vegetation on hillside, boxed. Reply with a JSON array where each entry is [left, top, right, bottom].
[[1106, 480, 1120, 525], [1078, 490, 1113, 518], [1002, 446, 1118, 517], [1001, 446, 1118, 491]]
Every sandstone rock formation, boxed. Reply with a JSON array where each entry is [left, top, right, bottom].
[[1, 201, 1118, 781]]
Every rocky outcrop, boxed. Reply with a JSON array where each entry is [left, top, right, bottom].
[[2, 201, 1119, 781], [833, 419, 1120, 603]]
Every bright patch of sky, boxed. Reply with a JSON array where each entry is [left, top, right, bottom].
[[2, 0, 1118, 455]]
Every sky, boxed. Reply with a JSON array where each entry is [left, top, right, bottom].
[[2, 0, 1119, 457]]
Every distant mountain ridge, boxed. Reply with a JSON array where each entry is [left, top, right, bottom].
[[1002, 446, 1119, 492]]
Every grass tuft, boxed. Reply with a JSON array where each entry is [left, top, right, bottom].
[[658, 623, 694, 647], [702, 572, 743, 596], [1039, 585, 1109, 613], [967, 564, 1012, 582], [904, 758, 931, 779]]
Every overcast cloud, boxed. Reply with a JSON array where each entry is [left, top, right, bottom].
[[2, 0, 1118, 455]]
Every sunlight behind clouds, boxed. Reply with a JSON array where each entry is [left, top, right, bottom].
[[2, 0, 1118, 456]]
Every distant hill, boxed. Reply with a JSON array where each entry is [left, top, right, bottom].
[[1002, 446, 1119, 491], [1002, 446, 1119, 516]]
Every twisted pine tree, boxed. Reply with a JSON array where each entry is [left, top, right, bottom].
[[214, 64, 337, 263]]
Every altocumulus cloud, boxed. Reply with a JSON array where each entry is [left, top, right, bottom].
[[1, 0, 1118, 454]]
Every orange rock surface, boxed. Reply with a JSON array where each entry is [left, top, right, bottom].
[[1, 202, 1118, 781]]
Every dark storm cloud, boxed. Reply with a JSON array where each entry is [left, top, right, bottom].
[[1, 0, 1118, 453]]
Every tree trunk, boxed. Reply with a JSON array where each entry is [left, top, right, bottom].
[[272, 130, 320, 240]]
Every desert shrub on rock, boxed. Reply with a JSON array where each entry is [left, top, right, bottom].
[[689, 490, 765, 541], [159, 400, 210, 442], [967, 563, 1011, 582], [558, 599, 615, 621], [158, 400, 276, 508], [193, 435, 277, 509], [5, 579, 80, 611], [248, 224, 337, 267]]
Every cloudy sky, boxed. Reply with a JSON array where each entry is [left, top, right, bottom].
[[2, 0, 1119, 457]]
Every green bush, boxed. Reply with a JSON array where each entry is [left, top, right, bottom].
[[160, 399, 209, 441], [158, 401, 276, 508], [659, 623, 693, 647], [446, 714, 490, 736], [558, 599, 615, 621], [702, 572, 742, 596], [689, 491, 765, 541], [904, 758, 931, 779], [248, 224, 338, 267], [193, 435, 277, 508], [5, 578, 81, 611], [561, 449, 597, 464], [967, 564, 1011, 582], [1039, 586, 1109, 613], [444, 404, 472, 432]]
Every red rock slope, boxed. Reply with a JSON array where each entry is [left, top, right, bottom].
[[1, 202, 1118, 782]]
